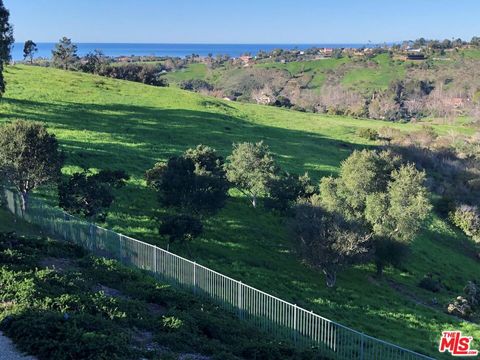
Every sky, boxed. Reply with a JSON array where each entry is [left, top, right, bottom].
[[6, 0, 480, 44]]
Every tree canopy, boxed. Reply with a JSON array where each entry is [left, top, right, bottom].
[[225, 141, 278, 207], [146, 145, 229, 215], [293, 197, 371, 287], [0, 120, 64, 211], [23, 40, 38, 63], [58, 169, 129, 221], [52, 37, 78, 70], [0, 0, 13, 95], [319, 150, 431, 275]]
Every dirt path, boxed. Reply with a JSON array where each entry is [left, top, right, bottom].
[[0, 332, 36, 360]]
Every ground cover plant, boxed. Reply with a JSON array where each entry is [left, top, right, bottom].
[[0, 217, 318, 360]]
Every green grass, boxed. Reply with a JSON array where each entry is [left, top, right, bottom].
[[163, 63, 208, 83], [256, 58, 349, 89], [342, 54, 406, 93], [1, 65, 479, 358]]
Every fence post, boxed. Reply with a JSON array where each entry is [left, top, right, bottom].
[[153, 247, 157, 275], [293, 304, 298, 345], [360, 333, 365, 360], [238, 281, 243, 319], [193, 262, 197, 294]]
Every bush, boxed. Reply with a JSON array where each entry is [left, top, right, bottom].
[[179, 79, 213, 92], [450, 205, 480, 242], [356, 128, 379, 141], [418, 274, 442, 293]]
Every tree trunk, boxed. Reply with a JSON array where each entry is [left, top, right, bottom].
[[324, 270, 337, 288], [20, 191, 29, 214], [375, 261, 384, 278]]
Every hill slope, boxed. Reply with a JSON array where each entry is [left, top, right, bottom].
[[1, 65, 479, 357]]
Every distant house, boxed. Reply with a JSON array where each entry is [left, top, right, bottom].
[[117, 56, 131, 63], [239, 55, 253, 66], [322, 48, 334, 57]]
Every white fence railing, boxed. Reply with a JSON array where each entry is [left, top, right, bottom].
[[3, 189, 435, 360]]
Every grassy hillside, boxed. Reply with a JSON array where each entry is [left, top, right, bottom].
[[1, 65, 479, 358]]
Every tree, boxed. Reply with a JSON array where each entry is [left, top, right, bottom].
[[320, 150, 431, 276], [58, 169, 129, 221], [0, 120, 64, 212], [81, 50, 109, 74], [52, 37, 78, 70], [23, 40, 38, 64], [145, 145, 229, 214], [0, 0, 13, 95], [225, 141, 278, 207], [293, 198, 371, 287], [265, 172, 317, 214], [158, 214, 203, 251]]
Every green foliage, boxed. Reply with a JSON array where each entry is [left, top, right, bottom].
[[80, 50, 109, 75], [293, 198, 371, 287], [23, 40, 37, 63], [179, 78, 213, 91], [58, 169, 129, 221], [356, 127, 378, 140], [320, 150, 431, 275], [158, 214, 203, 249], [265, 172, 317, 214], [225, 141, 279, 207], [0, 233, 312, 359], [0, 0, 13, 95], [450, 205, 480, 242], [100, 63, 168, 87], [146, 145, 228, 215], [52, 37, 78, 70], [0, 120, 64, 211]]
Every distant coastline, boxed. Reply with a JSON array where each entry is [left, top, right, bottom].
[[11, 42, 382, 60]]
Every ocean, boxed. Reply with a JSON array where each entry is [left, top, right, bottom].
[[11, 42, 373, 61]]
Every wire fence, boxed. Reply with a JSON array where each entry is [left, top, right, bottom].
[[3, 188, 435, 360]]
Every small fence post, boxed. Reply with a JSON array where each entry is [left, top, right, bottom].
[[360, 333, 365, 360], [193, 262, 197, 294], [293, 304, 298, 345], [238, 281, 243, 319], [153, 247, 157, 275]]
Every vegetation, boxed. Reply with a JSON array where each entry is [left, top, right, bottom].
[[0, 226, 316, 359], [320, 150, 432, 276], [58, 169, 129, 221], [0, 120, 64, 211], [1, 65, 479, 357], [225, 142, 278, 208], [23, 40, 37, 63], [0, 0, 13, 95], [52, 37, 78, 70]]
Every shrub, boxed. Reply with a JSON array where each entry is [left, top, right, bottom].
[[356, 128, 379, 141], [418, 274, 442, 293], [179, 79, 213, 92], [450, 205, 480, 242]]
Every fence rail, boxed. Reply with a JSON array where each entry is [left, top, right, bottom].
[[3, 189, 434, 360]]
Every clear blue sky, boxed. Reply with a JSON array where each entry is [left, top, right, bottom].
[[6, 0, 480, 44]]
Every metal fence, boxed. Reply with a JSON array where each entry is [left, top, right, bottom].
[[3, 189, 435, 360]]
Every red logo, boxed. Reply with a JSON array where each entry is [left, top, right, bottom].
[[439, 331, 478, 356]]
